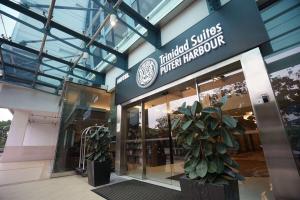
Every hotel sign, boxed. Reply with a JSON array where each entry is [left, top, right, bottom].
[[115, 0, 269, 104], [159, 23, 225, 78]]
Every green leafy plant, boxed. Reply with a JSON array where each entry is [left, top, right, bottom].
[[172, 96, 245, 184], [86, 126, 112, 163]]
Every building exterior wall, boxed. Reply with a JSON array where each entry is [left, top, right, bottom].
[[0, 83, 60, 113], [0, 83, 60, 185]]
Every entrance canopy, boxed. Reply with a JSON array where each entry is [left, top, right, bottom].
[[0, 0, 161, 95]]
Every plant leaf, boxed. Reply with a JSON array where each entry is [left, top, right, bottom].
[[192, 145, 200, 158], [196, 160, 208, 178], [94, 152, 102, 161], [220, 95, 228, 106], [185, 159, 197, 173], [236, 173, 245, 181], [182, 120, 193, 131], [189, 169, 198, 179], [211, 120, 218, 130], [216, 143, 227, 154], [208, 161, 217, 173], [171, 118, 180, 130], [195, 120, 205, 130], [204, 142, 213, 156], [191, 101, 202, 116], [178, 107, 192, 117], [186, 133, 193, 145], [216, 158, 224, 174], [222, 115, 237, 128], [208, 129, 220, 137], [202, 107, 217, 114], [222, 128, 234, 147]]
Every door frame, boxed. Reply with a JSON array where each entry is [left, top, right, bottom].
[[115, 47, 300, 199]]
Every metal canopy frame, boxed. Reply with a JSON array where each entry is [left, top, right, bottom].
[[0, 0, 162, 94], [1, 48, 96, 84], [0, 0, 128, 69], [0, 38, 104, 94]]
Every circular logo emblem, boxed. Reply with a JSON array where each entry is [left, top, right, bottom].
[[136, 58, 158, 88]]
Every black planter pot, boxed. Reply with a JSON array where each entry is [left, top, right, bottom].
[[87, 160, 111, 187], [179, 176, 239, 200]]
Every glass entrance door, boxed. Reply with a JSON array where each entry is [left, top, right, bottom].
[[143, 81, 198, 185], [124, 65, 273, 198], [197, 69, 272, 199]]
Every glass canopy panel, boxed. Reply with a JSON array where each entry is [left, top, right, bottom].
[[40, 63, 67, 79], [51, 0, 91, 34], [0, 0, 171, 93], [20, 0, 52, 17], [37, 75, 61, 86], [43, 34, 81, 61], [13, 24, 45, 50], [125, 0, 165, 17]]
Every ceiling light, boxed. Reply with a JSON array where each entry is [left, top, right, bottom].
[[110, 14, 118, 27]]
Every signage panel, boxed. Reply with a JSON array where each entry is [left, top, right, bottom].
[[115, 0, 269, 104]]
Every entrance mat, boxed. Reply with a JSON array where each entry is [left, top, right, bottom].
[[92, 179, 182, 200]]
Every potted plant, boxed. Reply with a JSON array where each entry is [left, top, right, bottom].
[[86, 126, 112, 187], [172, 96, 245, 200]]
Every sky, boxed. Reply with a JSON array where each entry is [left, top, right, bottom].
[[0, 108, 13, 121], [0, 4, 19, 37]]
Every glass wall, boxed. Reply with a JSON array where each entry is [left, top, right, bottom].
[[198, 70, 269, 173], [266, 51, 300, 173], [53, 82, 112, 172], [123, 81, 198, 184], [124, 66, 273, 198], [126, 104, 143, 179]]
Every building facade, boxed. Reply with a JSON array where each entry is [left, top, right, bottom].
[[0, 0, 300, 199]]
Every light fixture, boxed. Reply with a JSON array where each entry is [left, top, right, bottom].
[[110, 14, 118, 27], [0, 69, 4, 77], [243, 111, 253, 120]]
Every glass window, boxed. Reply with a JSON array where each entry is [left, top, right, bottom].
[[267, 51, 300, 173], [53, 82, 112, 173]]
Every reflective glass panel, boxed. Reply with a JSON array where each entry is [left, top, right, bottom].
[[267, 52, 300, 173], [126, 105, 143, 179], [53, 82, 112, 172]]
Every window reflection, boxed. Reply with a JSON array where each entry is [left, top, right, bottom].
[[53, 83, 112, 173], [198, 70, 269, 178], [143, 82, 197, 185], [269, 64, 300, 172], [126, 105, 143, 179]]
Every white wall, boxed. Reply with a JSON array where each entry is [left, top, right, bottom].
[[0, 83, 60, 113], [5, 111, 29, 146], [0, 83, 61, 185], [23, 123, 59, 146], [0, 109, 60, 186]]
